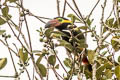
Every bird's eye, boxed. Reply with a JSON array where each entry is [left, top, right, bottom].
[[57, 18, 63, 22]]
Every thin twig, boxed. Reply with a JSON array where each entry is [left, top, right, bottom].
[[52, 68, 60, 80], [0, 39, 18, 56], [21, 5, 32, 53], [29, 15, 51, 20], [13, 43, 19, 53], [101, 0, 107, 36], [72, 0, 99, 40], [29, 13, 47, 24], [102, 32, 111, 42], [15, 2, 47, 24], [23, 64, 31, 80], [72, 0, 83, 20], [45, 56, 64, 80], [62, 0, 67, 17], [48, 40, 69, 75], [20, 1, 44, 79], [54, 69, 65, 80], [0, 75, 16, 78], [116, 1, 120, 27], [106, 4, 114, 20], [65, 0, 82, 20], [9, 19, 30, 49], [5, 39, 18, 77], [103, 23, 120, 31], [87, 0, 100, 19], [7, 20, 44, 80], [56, 0, 60, 17]]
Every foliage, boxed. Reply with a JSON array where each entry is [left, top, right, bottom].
[[0, 0, 120, 80]]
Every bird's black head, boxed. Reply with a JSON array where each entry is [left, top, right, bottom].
[[45, 17, 72, 30]]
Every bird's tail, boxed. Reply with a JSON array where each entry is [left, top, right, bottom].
[[82, 55, 92, 71]]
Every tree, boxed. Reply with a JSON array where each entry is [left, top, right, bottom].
[[0, 0, 120, 80]]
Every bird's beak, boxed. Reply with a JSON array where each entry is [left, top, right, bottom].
[[45, 19, 60, 28]]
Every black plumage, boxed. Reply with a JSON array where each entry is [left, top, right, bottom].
[[45, 17, 92, 71]]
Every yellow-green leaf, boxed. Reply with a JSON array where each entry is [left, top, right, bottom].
[[86, 18, 93, 26], [0, 58, 7, 70], [96, 62, 113, 79], [58, 39, 73, 52], [0, 30, 6, 35], [8, 0, 17, 3], [18, 48, 28, 63], [55, 64, 59, 69], [104, 69, 112, 79], [63, 58, 71, 68], [118, 56, 120, 63], [37, 64, 47, 77], [78, 26, 88, 30], [88, 50, 95, 64], [0, 17, 6, 25], [111, 36, 120, 52], [44, 28, 54, 38], [115, 66, 120, 79], [36, 55, 43, 64], [2, 6, 9, 17], [105, 18, 114, 27], [51, 31, 69, 39], [67, 14, 81, 23], [48, 55, 56, 66]]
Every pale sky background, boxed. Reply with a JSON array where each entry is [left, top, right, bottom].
[[0, 0, 115, 80]]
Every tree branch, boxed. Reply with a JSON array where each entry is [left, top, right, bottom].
[[56, 0, 60, 17]]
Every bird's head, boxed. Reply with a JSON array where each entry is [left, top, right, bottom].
[[45, 17, 72, 30]]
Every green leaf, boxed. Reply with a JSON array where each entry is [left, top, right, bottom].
[[111, 36, 120, 52], [84, 70, 92, 79], [100, 44, 108, 50], [96, 62, 113, 79], [86, 18, 93, 26], [52, 31, 69, 39], [105, 18, 114, 27], [67, 14, 81, 23], [87, 50, 95, 64], [63, 58, 71, 68], [104, 69, 112, 79], [115, 66, 120, 79], [0, 17, 6, 25], [36, 55, 43, 64], [2, 6, 9, 17], [36, 64, 47, 77], [58, 39, 73, 52], [113, 21, 117, 28], [48, 55, 56, 66], [118, 56, 120, 63], [8, 0, 17, 3], [103, 26, 108, 33], [78, 26, 88, 30], [118, 0, 120, 2], [18, 48, 28, 63], [76, 43, 88, 48], [4, 14, 12, 20], [0, 58, 7, 70], [0, 30, 6, 35], [44, 28, 54, 38], [55, 64, 59, 69]]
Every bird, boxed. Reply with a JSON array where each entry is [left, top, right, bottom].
[[45, 17, 92, 71]]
